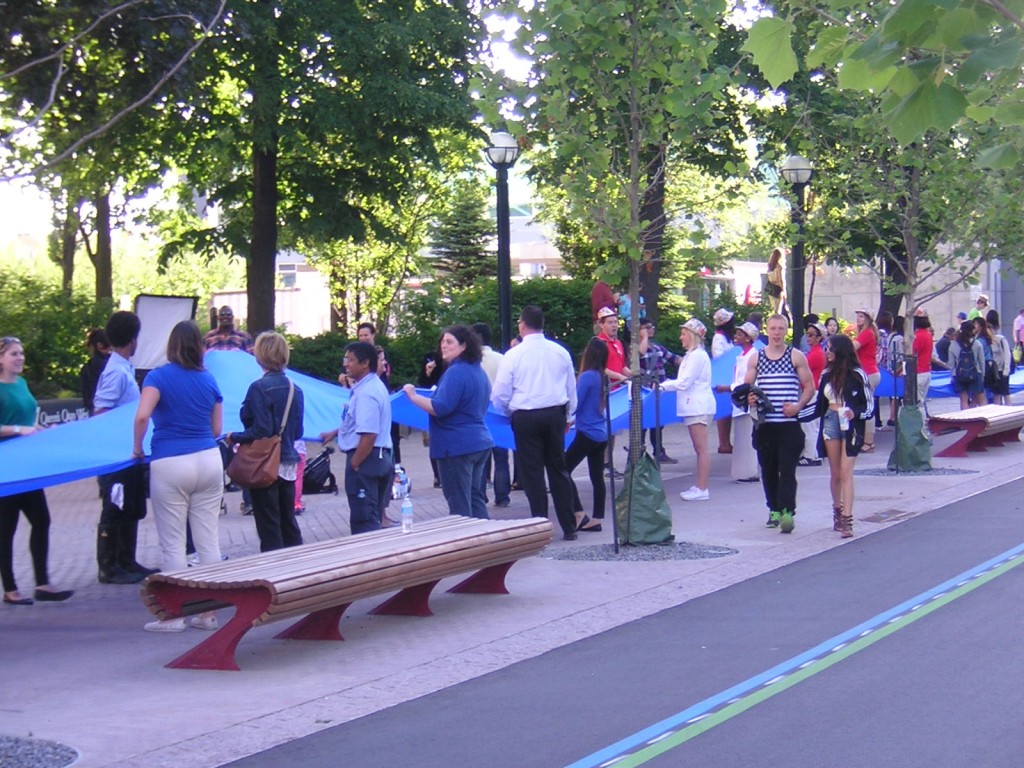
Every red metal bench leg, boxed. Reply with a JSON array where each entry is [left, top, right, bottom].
[[447, 561, 514, 595], [933, 423, 986, 458], [165, 590, 270, 671], [369, 580, 439, 616], [274, 603, 350, 641]]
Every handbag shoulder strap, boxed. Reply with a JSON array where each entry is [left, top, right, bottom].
[[277, 379, 295, 436]]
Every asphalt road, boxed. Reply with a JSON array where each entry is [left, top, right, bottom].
[[226, 480, 1024, 768]]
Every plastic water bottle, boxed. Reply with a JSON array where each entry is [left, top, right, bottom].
[[401, 496, 414, 533]]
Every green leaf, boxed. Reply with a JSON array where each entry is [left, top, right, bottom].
[[837, 57, 897, 92], [965, 104, 996, 122], [994, 99, 1024, 125], [742, 17, 798, 89], [885, 80, 968, 145], [959, 39, 1024, 86], [807, 27, 849, 70], [975, 143, 1020, 169]]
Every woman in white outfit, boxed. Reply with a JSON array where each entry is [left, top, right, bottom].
[[729, 322, 760, 482], [662, 319, 717, 501]]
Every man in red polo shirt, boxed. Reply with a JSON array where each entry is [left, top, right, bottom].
[[597, 306, 630, 386]]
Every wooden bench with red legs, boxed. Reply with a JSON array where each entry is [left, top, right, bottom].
[[927, 404, 1024, 458], [140, 516, 553, 671]]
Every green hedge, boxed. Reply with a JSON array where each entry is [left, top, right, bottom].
[[0, 269, 113, 398], [288, 277, 600, 385]]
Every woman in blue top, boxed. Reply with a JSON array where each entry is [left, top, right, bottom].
[[565, 338, 609, 533], [403, 325, 494, 519], [0, 336, 74, 606], [134, 321, 224, 631]]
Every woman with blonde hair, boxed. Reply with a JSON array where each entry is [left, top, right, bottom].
[[662, 319, 716, 501], [226, 332, 305, 552]]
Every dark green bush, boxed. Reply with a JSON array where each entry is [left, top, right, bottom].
[[0, 269, 113, 397]]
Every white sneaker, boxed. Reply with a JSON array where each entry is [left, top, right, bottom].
[[680, 487, 710, 501], [189, 614, 219, 631], [186, 553, 200, 567], [144, 618, 186, 633]]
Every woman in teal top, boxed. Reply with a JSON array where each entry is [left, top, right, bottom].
[[0, 336, 74, 605]]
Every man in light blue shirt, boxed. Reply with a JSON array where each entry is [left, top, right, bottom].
[[320, 342, 393, 535], [94, 311, 157, 584]]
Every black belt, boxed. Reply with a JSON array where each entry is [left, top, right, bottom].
[[513, 404, 567, 414]]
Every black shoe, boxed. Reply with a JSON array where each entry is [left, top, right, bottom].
[[98, 567, 144, 585], [3, 594, 33, 605], [796, 457, 822, 467], [563, 532, 578, 541], [122, 562, 160, 577], [494, 499, 510, 508], [657, 453, 679, 464], [34, 589, 73, 602]]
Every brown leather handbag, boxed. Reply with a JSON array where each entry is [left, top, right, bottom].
[[227, 381, 295, 489]]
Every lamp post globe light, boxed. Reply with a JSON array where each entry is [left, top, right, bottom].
[[780, 154, 814, 344], [485, 131, 520, 351]]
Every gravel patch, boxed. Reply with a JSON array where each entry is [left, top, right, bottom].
[[543, 541, 738, 561], [0, 736, 78, 768], [855, 467, 977, 477]]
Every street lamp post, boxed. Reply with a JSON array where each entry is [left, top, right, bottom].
[[780, 155, 814, 344], [485, 131, 521, 351]]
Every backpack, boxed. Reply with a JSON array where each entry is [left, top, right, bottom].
[[979, 338, 998, 388], [954, 343, 978, 387], [887, 334, 904, 376], [303, 446, 338, 495], [876, 330, 889, 369]]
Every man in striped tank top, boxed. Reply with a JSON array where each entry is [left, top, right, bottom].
[[743, 314, 816, 533]]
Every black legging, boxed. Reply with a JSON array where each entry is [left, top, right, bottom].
[[565, 432, 608, 519], [0, 490, 51, 593]]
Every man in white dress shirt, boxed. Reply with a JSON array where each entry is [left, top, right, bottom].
[[491, 306, 579, 540]]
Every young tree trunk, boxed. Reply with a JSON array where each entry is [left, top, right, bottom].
[[638, 143, 667, 325]]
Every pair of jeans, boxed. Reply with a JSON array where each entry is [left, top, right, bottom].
[[510, 406, 577, 537], [754, 420, 804, 514], [345, 449, 394, 535], [438, 449, 491, 519], [564, 432, 608, 519], [250, 479, 302, 552]]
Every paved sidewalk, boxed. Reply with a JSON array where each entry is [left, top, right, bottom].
[[2, 398, 1021, 767]]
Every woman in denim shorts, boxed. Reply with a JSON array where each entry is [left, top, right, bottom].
[[814, 334, 873, 539]]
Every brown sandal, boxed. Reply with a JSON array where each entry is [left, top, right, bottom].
[[840, 513, 854, 539], [832, 505, 843, 532]]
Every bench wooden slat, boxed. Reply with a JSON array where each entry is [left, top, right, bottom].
[[174, 517, 481, 583], [169, 518, 526, 586]]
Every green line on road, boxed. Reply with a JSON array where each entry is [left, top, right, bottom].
[[612, 553, 1024, 767]]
